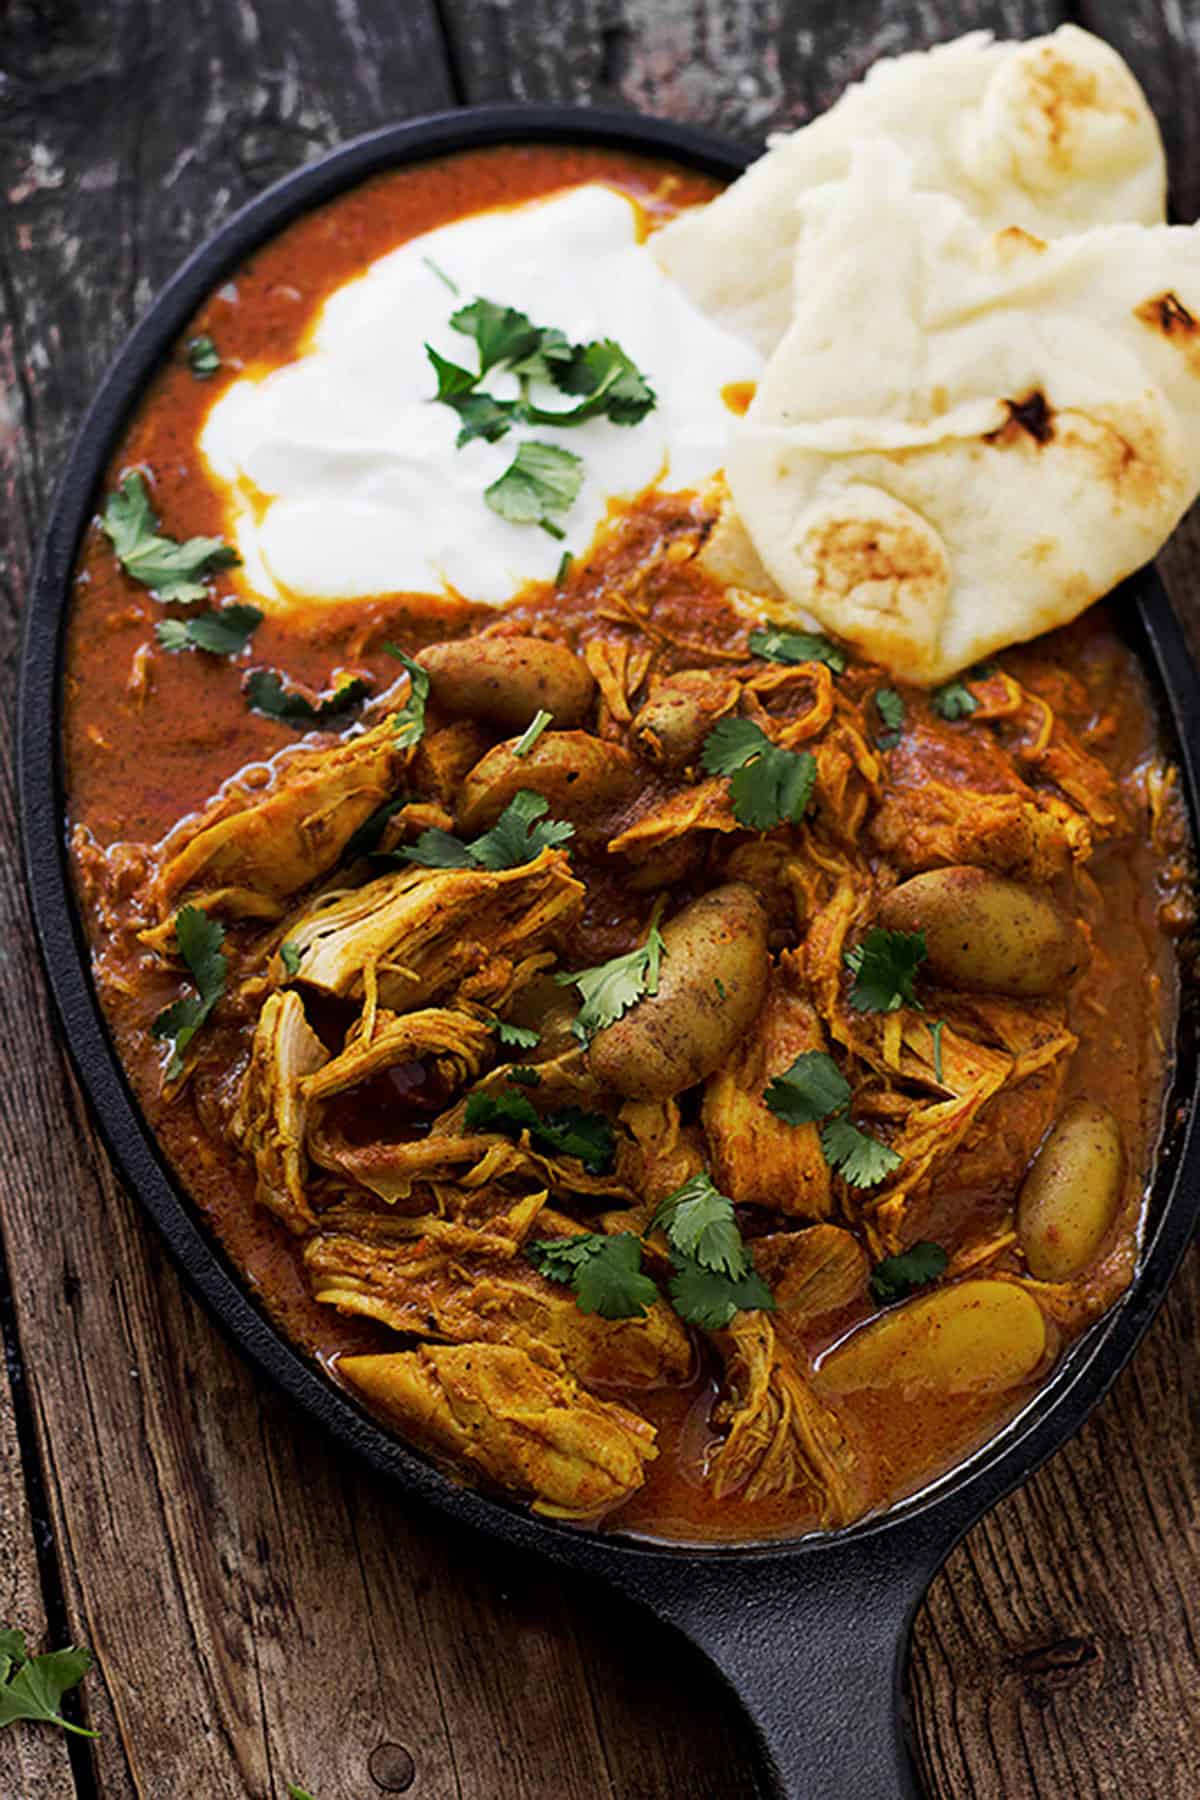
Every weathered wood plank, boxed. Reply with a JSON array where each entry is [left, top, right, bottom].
[[439, 0, 1067, 129], [0, 1318, 77, 1799]]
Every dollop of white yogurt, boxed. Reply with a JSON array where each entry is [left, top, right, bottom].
[[200, 183, 761, 609]]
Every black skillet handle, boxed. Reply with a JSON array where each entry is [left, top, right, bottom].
[[612, 1528, 946, 1799]]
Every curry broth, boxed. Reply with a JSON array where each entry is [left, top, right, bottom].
[[63, 146, 1188, 1542]]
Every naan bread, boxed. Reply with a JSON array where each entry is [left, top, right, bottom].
[[726, 145, 1200, 684], [655, 26, 1166, 355]]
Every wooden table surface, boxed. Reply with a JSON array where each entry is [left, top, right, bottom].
[[2, 2, 1198, 1796]]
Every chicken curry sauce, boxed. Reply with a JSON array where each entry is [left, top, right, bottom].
[[64, 146, 1194, 1541]]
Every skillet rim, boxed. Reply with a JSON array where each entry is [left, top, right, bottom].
[[17, 102, 1200, 1577]]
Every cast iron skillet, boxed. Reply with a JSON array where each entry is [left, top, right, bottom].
[[18, 106, 1200, 1799]]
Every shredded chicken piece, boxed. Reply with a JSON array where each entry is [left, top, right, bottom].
[[303, 1008, 493, 1101], [339, 1344, 658, 1518], [278, 847, 583, 1011], [616, 1099, 706, 1207], [707, 1315, 862, 1524], [752, 1226, 869, 1321], [230, 991, 328, 1233], [307, 1230, 692, 1388], [607, 779, 737, 861], [151, 716, 403, 923], [702, 983, 833, 1218]]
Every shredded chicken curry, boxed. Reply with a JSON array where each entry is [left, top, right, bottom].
[[64, 147, 1194, 1540]]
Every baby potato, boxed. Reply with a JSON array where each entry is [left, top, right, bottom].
[[1017, 1098, 1123, 1282], [877, 866, 1084, 996], [588, 883, 769, 1100], [418, 636, 595, 729], [630, 671, 740, 770], [457, 733, 638, 834], [817, 1280, 1047, 1396]]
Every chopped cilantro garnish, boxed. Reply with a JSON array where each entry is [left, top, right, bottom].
[[341, 796, 407, 863], [513, 708, 553, 758], [748, 627, 847, 674], [507, 1065, 541, 1087], [874, 687, 905, 749], [151, 905, 227, 1080], [528, 1232, 659, 1320], [383, 644, 430, 748], [466, 1088, 615, 1174], [764, 1050, 901, 1190], [555, 550, 574, 584], [280, 941, 302, 977], [400, 789, 574, 872], [819, 1114, 903, 1189], [869, 1241, 948, 1305], [0, 1627, 97, 1738], [245, 669, 370, 728], [422, 256, 459, 294], [667, 1256, 776, 1332], [763, 1050, 850, 1126], [648, 1171, 774, 1329], [929, 1019, 945, 1084], [489, 1018, 540, 1051], [932, 678, 978, 721], [485, 441, 583, 538], [556, 905, 666, 1043], [186, 334, 221, 378], [845, 928, 927, 1013], [102, 471, 239, 603], [518, 339, 656, 428], [155, 603, 262, 657], [700, 717, 817, 831]]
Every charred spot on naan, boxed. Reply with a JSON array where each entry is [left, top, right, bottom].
[[985, 390, 1056, 447], [1135, 290, 1199, 340]]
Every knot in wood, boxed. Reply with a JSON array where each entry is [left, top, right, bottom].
[[368, 1741, 417, 1792]]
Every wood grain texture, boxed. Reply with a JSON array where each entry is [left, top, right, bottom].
[[1, 1, 1198, 1796]]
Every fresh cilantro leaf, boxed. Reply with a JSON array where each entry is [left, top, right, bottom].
[[383, 644, 430, 748], [555, 551, 573, 584], [451, 297, 546, 374], [932, 678, 978, 721], [520, 339, 656, 428], [845, 927, 927, 1014], [874, 687, 905, 749], [186, 334, 221, 378], [422, 256, 459, 294], [468, 790, 574, 869], [155, 602, 262, 657], [507, 1064, 541, 1087], [700, 717, 817, 832], [151, 905, 228, 1080], [245, 669, 370, 728], [465, 1088, 615, 1174], [102, 472, 239, 603], [870, 1241, 949, 1304], [819, 1115, 902, 1189], [513, 708, 553, 758], [427, 345, 518, 446], [527, 1232, 658, 1319], [341, 795, 407, 863], [395, 826, 476, 869], [489, 1019, 540, 1051], [0, 1635, 97, 1738], [485, 441, 583, 539], [748, 627, 847, 674], [280, 941, 302, 977], [763, 1051, 850, 1126], [556, 908, 666, 1044], [649, 1172, 748, 1279], [929, 1019, 945, 1085], [668, 1256, 776, 1331]]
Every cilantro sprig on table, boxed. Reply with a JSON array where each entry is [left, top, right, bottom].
[[701, 717, 817, 832], [151, 905, 228, 1080], [0, 1628, 97, 1739], [398, 789, 573, 872], [869, 1242, 949, 1305], [556, 905, 666, 1044], [748, 626, 847, 675], [465, 1087, 615, 1174], [764, 1050, 902, 1190], [527, 1170, 773, 1329], [102, 471, 239, 603]]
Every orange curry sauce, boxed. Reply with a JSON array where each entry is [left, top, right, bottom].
[[63, 146, 1190, 1541]]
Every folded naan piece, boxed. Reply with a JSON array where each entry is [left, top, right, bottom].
[[726, 145, 1200, 683], [655, 25, 1165, 356]]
